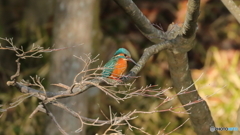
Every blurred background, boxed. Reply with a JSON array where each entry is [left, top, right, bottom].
[[0, 0, 240, 135]]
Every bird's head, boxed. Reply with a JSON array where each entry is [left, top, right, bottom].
[[114, 48, 139, 66]]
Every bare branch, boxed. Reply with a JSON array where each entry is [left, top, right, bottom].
[[0, 37, 80, 59], [126, 41, 173, 79], [10, 58, 21, 80], [43, 103, 68, 135], [181, 0, 200, 38], [109, 1, 217, 134], [165, 118, 190, 135], [0, 93, 34, 113], [29, 104, 47, 119], [0, 0, 217, 132], [221, 0, 240, 24], [113, 0, 166, 43]]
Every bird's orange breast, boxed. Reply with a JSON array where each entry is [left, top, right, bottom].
[[110, 58, 127, 79]]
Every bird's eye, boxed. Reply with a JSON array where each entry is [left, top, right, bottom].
[[124, 54, 127, 57]]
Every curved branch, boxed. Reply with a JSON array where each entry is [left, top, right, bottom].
[[113, 0, 218, 134], [113, 0, 166, 43], [128, 40, 172, 77], [181, 0, 200, 38], [221, 0, 240, 24]]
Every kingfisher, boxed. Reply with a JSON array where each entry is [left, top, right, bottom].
[[102, 48, 138, 79]]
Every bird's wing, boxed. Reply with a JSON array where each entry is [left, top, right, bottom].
[[102, 57, 118, 77]]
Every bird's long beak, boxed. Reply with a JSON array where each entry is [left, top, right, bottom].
[[126, 57, 140, 66]]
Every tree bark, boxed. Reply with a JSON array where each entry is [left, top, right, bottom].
[[114, 0, 218, 134], [45, 0, 99, 134]]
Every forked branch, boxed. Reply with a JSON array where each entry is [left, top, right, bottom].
[[111, 0, 217, 135]]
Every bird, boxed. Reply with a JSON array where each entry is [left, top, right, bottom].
[[102, 48, 138, 80]]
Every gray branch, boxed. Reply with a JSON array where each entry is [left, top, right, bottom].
[[221, 0, 240, 24], [113, 0, 166, 43], [4, 0, 219, 134], [8, 40, 172, 100], [113, 0, 218, 134], [181, 0, 200, 38]]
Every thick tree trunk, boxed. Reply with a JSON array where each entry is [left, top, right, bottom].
[[45, 0, 99, 134]]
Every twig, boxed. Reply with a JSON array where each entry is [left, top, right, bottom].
[[43, 103, 68, 135]]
